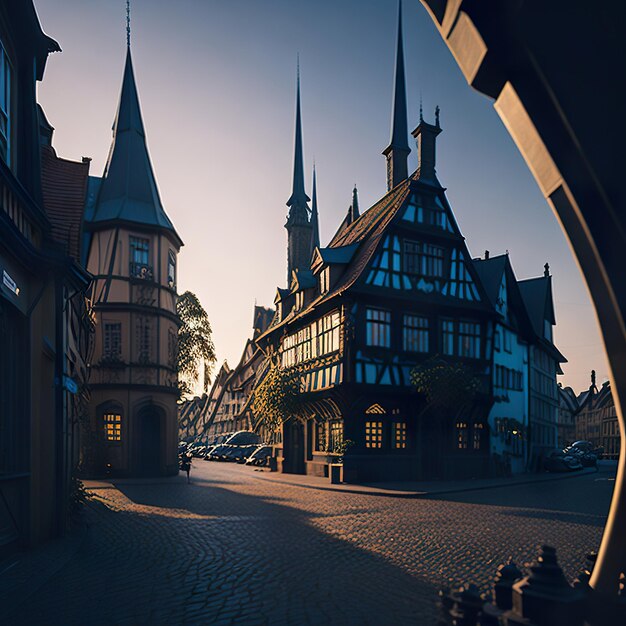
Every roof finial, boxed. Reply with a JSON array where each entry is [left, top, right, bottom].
[[435, 105, 440, 128], [420, 94, 423, 122], [126, 0, 131, 48], [544, 262, 550, 277]]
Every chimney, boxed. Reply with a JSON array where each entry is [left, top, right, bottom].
[[544, 262, 550, 277], [485, 250, 490, 260], [411, 106, 442, 184]]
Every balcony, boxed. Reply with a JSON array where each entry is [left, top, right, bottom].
[[129, 262, 154, 281]]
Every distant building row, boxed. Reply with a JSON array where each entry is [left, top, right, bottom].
[[558, 372, 620, 460]]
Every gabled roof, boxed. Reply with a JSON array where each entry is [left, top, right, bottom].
[[290, 268, 316, 292], [518, 274, 565, 362], [87, 48, 182, 246], [311, 243, 359, 272], [472, 255, 508, 307], [558, 385, 579, 412], [40, 144, 90, 262], [472, 253, 535, 339], [518, 276, 556, 335]]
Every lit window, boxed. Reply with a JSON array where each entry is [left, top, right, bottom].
[[456, 421, 468, 449], [329, 420, 343, 453], [104, 413, 122, 442], [103, 322, 122, 360], [473, 423, 484, 450], [315, 422, 327, 452], [393, 422, 407, 449], [403, 315, 429, 352], [366, 308, 391, 348], [0, 43, 11, 165], [365, 421, 383, 448]]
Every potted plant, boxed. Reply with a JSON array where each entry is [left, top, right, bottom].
[[329, 437, 355, 484]]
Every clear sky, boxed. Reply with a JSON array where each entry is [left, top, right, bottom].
[[34, 0, 608, 394]]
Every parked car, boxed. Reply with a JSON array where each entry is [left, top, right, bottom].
[[544, 450, 583, 472], [245, 445, 272, 466], [205, 444, 229, 461], [224, 431, 261, 446]]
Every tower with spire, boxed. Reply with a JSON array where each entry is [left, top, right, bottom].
[[382, 0, 410, 191], [285, 62, 313, 286], [82, 4, 182, 478]]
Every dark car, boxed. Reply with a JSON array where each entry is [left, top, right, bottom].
[[245, 445, 272, 466], [544, 450, 583, 472], [224, 431, 261, 446], [206, 444, 229, 461]]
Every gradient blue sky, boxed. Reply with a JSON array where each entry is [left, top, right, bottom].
[[35, 0, 607, 393]]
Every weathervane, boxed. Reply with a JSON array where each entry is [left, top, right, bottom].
[[126, 0, 131, 47]]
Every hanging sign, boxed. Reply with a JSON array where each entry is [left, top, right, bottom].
[[2, 270, 19, 296]]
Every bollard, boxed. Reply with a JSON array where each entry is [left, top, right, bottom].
[[509, 545, 586, 626], [494, 560, 523, 611]]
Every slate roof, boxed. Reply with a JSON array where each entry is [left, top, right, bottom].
[[518, 276, 556, 337], [472, 255, 508, 308], [40, 144, 90, 262], [87, 48, 182, 246], [259, 179, 411, 339]]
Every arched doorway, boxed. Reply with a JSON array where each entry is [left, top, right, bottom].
[[136, 405, 162, 476]]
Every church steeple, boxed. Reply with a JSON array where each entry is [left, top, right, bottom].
[[310, 164, 320, 251], [284, 61, 312, 285], [382, 0, 410, 192], [286, 61, 310, 219]]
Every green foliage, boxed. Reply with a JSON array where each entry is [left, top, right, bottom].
[[253, 359, 304, 433], [177, 291, 217, 398], [331, 437, 355, 464], [410, 356, 482, 414]]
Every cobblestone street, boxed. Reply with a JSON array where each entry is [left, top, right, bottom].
[[1, 463, 614, 625]]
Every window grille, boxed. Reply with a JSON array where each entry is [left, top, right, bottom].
[[104, 413, 122, 442], [366, 308, 391, 348], [365, 421, 383, 448], [403, 315, 429, 352]]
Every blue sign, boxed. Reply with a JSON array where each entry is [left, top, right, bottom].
[[63, 376, 79, 395]]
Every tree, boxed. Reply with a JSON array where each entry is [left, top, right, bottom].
[[177, 291, 216, 398], [252, 357, 304, 434], [410, 355, 482, 418]]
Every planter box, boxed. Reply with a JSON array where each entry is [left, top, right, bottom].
[[329, 463, 343, 484]]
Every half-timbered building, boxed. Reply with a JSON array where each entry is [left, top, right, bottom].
[[258, 7, 499, 482], [81, 41, 182, 477], [256, 5, 566, 483]]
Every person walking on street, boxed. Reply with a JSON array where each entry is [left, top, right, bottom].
[[180, 452, 192, 483]]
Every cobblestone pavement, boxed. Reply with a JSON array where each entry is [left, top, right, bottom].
[[2, 462, 615, 625]]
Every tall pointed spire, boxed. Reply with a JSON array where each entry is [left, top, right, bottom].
[[126, 0, 131, 48], [310, 164, 320, 251], [382, 0, 410, 191], [350, 184, 360, 222], [286, 58, 310, 214], [284, 59, 312, 285], [90, 47, 180, 243]]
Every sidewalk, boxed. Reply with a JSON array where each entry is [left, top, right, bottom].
[[251, 465, 602, 498]]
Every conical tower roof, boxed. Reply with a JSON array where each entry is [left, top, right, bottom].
[[89, 48, 181, 244]]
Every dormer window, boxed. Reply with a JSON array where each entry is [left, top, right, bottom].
[[295, 291, 304, 311], [320, 267, 330, 294]]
